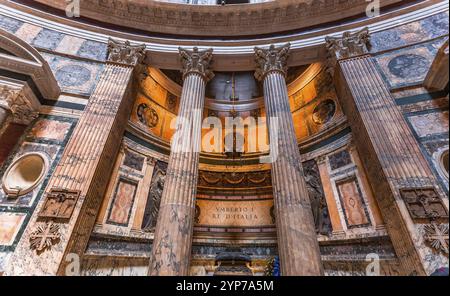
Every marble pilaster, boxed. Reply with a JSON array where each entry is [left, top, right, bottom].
[[4, 38, 146, 275], [149, 47, 213, 276], [254, 44, 323, 276], [327, 28, 449, 275]]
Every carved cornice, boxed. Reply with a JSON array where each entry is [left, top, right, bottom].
[[0, 85, 39, 125], [107, 38, 147, 67], [179, 47, 214, 82], [325, 27, 372, 73], [254, 43, 290, 81], [30, 0, 404, 37]]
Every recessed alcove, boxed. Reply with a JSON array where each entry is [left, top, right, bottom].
[[1, 152, 48, 198]]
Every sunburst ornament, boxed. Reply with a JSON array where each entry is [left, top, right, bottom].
[[29, 221, 61, 254], [424, 223, 449, 254]]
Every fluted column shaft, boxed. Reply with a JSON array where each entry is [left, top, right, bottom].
[[255, 44, 323, 276], [5, 39, 146, 275], [328, 28, 448, 275], [149, 47, 213, 276], [264, 72, 323, 276]]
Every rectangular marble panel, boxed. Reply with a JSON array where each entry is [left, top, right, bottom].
[[336, 177, 370, 228], [375, 39, 447, 89], [122, 150, 145, 172], [41, 52, 104, 96], [32, 28, 65, 50], [77, 40, 108, 61], [29, 118, 72, 141], [106, 178, 138, 226], [408, 111, 449, 138], [196, 199, 274, 227], [0, 213, 26, 246], [0, 15, 23, 33], [55, 35, 85, 55], [371, 12, 449, 52], [14, 23, 42, 44]]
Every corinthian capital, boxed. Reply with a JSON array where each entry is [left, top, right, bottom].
[[179, 47, 214, 82], [325, 27, 371, 71], [254, 43, 290, 81], [107, 38, 147, 67], [0, 85, 39, 125]]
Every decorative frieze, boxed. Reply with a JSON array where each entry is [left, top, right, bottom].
[[198, 170, 271, 188], [254, 43, 290, 81], [34, 0, 402, 37]]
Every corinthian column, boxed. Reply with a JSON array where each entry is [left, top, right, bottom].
[[5, 39, 146, 275], [254, 44, 323, 276], [327, 28, 448, 275], [149, 47, 213, 276]]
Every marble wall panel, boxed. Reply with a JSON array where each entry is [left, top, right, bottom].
[[41, 53, 104, 96], [0, 212, 26, 246], [0, 14, 108, 61], [0, 115, 76, 255], [13, 23, 42, 44], [0, 15, 22, 33], [371, 12, 449, 52], [31, 28, 64, 50], [76, 40, 108, 61], [29, 118, 73, 141], [106, 178, 138, 226], [375, 38, 448, 89], [336, 178, 371, 228], [408, 111, 449, 138], [196, 199, 274, 228]]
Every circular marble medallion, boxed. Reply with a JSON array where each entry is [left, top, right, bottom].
[[55, 64, 91, 87], [137, 103, 159, 128], [312, 99, 336, 125], [388, 54, 429, 79]]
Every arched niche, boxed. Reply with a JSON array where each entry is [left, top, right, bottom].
[[1, 152, 49, 198]]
